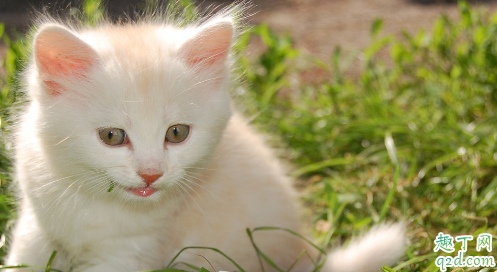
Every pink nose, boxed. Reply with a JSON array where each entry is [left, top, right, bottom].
[[139, 173, 162, 184]]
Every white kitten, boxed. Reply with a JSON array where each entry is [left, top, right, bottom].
[[6, 8, 406, 272]]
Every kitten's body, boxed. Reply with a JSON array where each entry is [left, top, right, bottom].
[[6, 10, 406, 272], [12, 114, 308, 271]]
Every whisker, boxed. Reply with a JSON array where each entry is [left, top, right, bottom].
[[177, 75, 225, 97]]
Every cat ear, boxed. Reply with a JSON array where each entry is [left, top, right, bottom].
[[178, 18, 234, 70], [34, 24, 98, 95]]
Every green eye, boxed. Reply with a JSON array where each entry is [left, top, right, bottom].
[[165, 124, 190, 143], [98, 128, 128, 146]]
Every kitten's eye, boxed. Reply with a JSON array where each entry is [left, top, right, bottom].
[[165, 125, 190, 143], [98, 128, 128, 146]]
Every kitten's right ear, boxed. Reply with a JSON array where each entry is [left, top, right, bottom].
[[178, 18, 234, 71], [34, 25, 98, 95]]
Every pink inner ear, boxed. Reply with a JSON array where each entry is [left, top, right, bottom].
[[186, 42, 230, 67], [180, 20, 234, 69], [35, 27, 97, 95], [37, 48, 94, 77]]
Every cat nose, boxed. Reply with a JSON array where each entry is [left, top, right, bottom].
[[138, 170, 163, 184]]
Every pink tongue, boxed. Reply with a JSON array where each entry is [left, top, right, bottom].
[[126, 185, 156, 197]]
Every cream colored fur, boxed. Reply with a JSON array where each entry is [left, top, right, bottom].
[[6, 10, 406, 272]]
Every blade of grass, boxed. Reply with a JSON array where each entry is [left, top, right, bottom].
[[382, 265, 397, 272], [251, 227, 327, 255], [285, 249, 305, 272], [0, 265, 63, 272], [246, 228, 281, 272], [292, 157, 357, 177], [45, 251, 57, 272], [392, 253, 438, 270], [165, 246, 245, 272], [249, 227, 328, 270], [379, 164, 399, 222], [321, 200, 347, 251], [195, 255, 215, 272], [140, 269, 190, 272], [309, 249, 326, 272]]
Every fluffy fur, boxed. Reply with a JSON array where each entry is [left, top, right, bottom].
[[6, 8, 406, 272]]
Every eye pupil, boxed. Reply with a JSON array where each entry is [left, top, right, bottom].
[[173, 127, 179, 137], [108, 131, 113, 139]]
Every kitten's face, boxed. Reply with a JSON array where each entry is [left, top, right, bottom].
[[30, 20, 234, 205]]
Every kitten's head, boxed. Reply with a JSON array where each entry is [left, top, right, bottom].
[[27, 16, 236, 206]]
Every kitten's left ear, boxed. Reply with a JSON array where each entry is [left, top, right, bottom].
[[34, 24, 99, 95], [178, 18, 234, 70]]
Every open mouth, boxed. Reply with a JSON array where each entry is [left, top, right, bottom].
[[125, 185, 157, 197]]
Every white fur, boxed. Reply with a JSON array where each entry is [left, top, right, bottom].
[[324, 223, 408, 272], [6, 13, 406, 272]]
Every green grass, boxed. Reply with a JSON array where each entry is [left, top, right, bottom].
[[237, 1, 497, 270], [0, 0, 496, 271]]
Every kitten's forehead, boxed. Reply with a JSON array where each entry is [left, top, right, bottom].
[[84, 24, 197, 104], [88, 25, 181, 71]]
